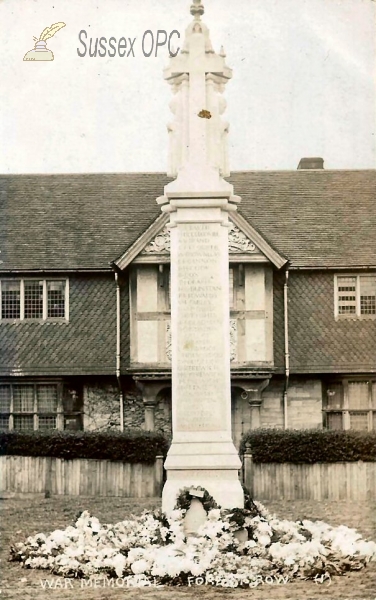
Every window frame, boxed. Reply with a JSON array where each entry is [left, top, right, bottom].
[[334, 274, 376, 320], [0, 381, 83, 431], [0, 382, 63, 431], [0, 278, 69, 322], [323, 377, 376, 431]]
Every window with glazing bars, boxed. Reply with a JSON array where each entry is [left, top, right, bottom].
[[324, 380, 376, 431], [0, 279, 68, 320], [336, 275, 376, 317], [0, 383, 59, 431]]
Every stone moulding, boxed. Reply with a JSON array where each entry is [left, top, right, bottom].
[[142, 226, 171, 254], [141, 221, 261, 256], [114, 212, 287, 270], [229, 319, 237, 362], [228, 223, 258, 253], [166, 321, 172, 361]]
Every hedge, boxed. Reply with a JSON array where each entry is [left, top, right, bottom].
[[240, 428, 376, 464], [0, 429, 169, 464]]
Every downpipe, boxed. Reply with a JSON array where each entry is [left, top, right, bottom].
[[283, 268, 290, 429], [115, 271, 124, 431]]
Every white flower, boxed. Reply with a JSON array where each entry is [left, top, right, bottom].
[[64, 546, 84, 558], [131, 559, 150, 574], [11, 502, 376, 585], [49, 530, 68, 545], [88, 517, 101, 534], [208, 509, 221, 521], [127, 547, 146, 564], [168, 509, 184, 522], [112, 553, 126, 578], [256, 519, 272, 534], [257, 534, 271, 547]]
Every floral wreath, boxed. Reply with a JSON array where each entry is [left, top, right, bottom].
[[174, 486, 219, 513]]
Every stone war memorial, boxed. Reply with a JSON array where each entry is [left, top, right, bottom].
[[9, 0, 376, 588], [159, 0, 244, 514]]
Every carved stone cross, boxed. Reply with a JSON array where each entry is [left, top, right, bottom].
[[163, 2, 232, 176]]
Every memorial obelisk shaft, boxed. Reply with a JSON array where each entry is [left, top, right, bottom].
[[159, 1, 244, 513]]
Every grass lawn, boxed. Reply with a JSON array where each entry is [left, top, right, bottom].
[[1, 494, 375, 600]]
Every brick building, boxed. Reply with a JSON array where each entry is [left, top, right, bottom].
[[0, 165, 375, 444]]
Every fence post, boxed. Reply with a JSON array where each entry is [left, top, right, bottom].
[[243, 443, 254, 496], [45, 457, 52, 498], [0, 457, 4, 492], [154, 455, 164, 497]]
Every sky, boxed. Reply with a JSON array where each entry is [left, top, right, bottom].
[[0, 0, 375, 174]]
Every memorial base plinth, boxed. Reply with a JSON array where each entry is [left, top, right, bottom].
[[162, 468, 244, 515], [162, 440, 244, 514]]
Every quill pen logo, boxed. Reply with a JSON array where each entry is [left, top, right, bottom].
[[23, 22, 66, 61]]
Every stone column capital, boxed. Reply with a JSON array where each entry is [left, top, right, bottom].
[[235, 378, 270, 407], [134, 379, 170, 432], [133, 379, 168, 406]]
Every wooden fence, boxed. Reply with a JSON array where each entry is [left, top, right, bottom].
[[243, 452, 376, 501], [0, 455, 164, 497], [2, 453, 375, 501]]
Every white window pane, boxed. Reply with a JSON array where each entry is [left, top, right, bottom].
[[0, 385, 11, 412], [338, 305, 356, 315], [372, 382, 376, 409], [37, 385, 58, 413], [337, 276, 356, 291], [360, 297, 375, 314], [349, 412, 369, 431], [47, 281, 65, 318], [348, 381, 369, 409], [13, 415, 34, 430], [38, 416, 57, 430], [337, 276, 357, 315], [13, 385, 34, 412], [360, 276, 376, 295], [326, 383, 343, 409], [360, 276, 376, 315], [24, 281, 43, 319], [327, 412, 343, 430], [1, 280, 21, 319], [0, 415, 9, 430]]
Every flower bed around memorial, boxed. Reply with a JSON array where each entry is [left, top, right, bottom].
[[9, 487, 376, 588]]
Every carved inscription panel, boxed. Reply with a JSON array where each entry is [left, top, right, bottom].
[[174, 222, 229, 432]]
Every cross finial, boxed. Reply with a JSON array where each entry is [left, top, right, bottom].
[[190, 0, 204, 19]]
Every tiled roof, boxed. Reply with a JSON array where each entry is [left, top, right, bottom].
[[0, 170, 375, 270], [0, 173, 167, 271], [235, 170, 376, 269]]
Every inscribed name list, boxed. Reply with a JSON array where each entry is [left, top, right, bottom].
[[175, 222, 228, 432]]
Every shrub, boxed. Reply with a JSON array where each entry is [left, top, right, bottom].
[[239, 428, 376, 464], [0, 429, 169, 463]]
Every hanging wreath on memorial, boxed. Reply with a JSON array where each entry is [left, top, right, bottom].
[[174, 486, 218, 513]]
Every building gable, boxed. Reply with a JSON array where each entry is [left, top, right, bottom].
[[113, 212, 287, 270]]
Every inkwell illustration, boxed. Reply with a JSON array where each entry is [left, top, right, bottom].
[[23, 22, 66, 61]]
